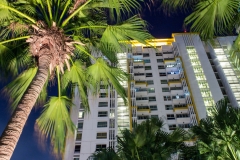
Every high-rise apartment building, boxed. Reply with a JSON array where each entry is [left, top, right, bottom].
[[64, 33, 239, 160]]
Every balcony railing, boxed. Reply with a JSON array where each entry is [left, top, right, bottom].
[[172, 95, 185, 99], [170, 87, 182, 90]]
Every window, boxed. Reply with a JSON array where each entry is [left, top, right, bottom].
[[134, 66, 144, 69], [165, 105, 173, 110], [162, 87, 170, 92], [158, 65, 165, 69], [149, 96, 156, 102], [79, 112, 84, 118], [99, 102, 108, 107], [143, 53, 149, 57], [74, 145, 81, 153], [169, 124, 177, 130], [178, 124, 192, 128], [150, 105, 158, 111], [99, 93, 108, 98], [80, 103, 84, 109], [98, 111, 108, 117], [176, 114, 189, 118], [167, 114, 175, 120], [159, 72, 166, 76], [156, 52, 162, 56], [144, 59, 151, 63], [134, 73, 145, 76], [138, 115, 149, 120], [96, 132, 107, 139], [161, 80, 168, 84], [97, 121, 107, 127], [109, 119, 115, 128], [146, 73, 153, 77], [147, 80, 154, 85], [73, 158, 79, 160], [157, 59, 163, 63], [78, 122, 83, 129], [151, 115, 158, 119], [163, 96, 172, 101], [96, 144, 107, 151], [145, 66, 151, 70], [148, 88, 155, 93], [76, 132, 82, 141]]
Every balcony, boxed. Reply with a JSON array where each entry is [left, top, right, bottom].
[[134, 73, 145, 80], [164, 58, 175, 63], [136, 97, 148, 104], [168, 79, 181, 85], [170, 87, 182, 91], [133, 59, 144, 65], [135, 81, 147, 87], [135, 88, 148, 96], [137, 106, 150, 113], [172, 95, 186, 104], [133, 65, 144, 73], [173, 104, 188, 112]]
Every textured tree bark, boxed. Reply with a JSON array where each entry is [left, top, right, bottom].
[[0, 54, 52, 160]]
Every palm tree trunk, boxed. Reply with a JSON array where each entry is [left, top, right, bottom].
[[0, 54, 52, 160]]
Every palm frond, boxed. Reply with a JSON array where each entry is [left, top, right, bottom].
[[185, 0, 239, 40], [3, 67, 37, 112], [36, 96, 75, 154], [61, 60, 90, 112], [100, 16, 153, 54], [88, 58, 128, 103], [161, 0, 196, 14]]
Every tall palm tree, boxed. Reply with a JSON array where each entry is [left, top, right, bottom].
[[0, 0, 152, 159], [190, 99, 240, 159]]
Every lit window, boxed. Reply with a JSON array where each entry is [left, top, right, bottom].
[[79, 112, 84, 118], [96, 132, 107, 139]]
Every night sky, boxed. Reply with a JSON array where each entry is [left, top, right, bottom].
[[0, 10, 187, 160]]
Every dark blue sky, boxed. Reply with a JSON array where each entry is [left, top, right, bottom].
[[0, 11, 186, 160]]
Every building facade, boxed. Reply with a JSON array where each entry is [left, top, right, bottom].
[[64, 33, 239, 160]]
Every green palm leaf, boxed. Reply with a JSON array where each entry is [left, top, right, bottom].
[[36, 96, 75, 154], [88, 58, 128, 103], [61, 60, 89, 111]]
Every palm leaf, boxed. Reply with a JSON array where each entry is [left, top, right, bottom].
[[3, 67, 37, 112], [88, 58, 128, 103], [36, 96, 75, 154], [185, 0, 239, 40], [100, 16, 153, 54], [61, 60, 90, 112]]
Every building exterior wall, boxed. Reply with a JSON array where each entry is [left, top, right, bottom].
[[64, 34, 239, 160]]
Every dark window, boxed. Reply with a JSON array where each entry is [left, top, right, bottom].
[[134, 66, 144, 69], [143, 53, 149, 57], [99, 93, 108, 98], [149, 96, 156, 102], [74, 145, 81, 153], [144, 59, 151, 63], [162, 87, 170, 92], [178, 124, 192, 128], [98, 111, 108, 117], [99, 102, 108, 107], [150, 105, 158, 111], [156, 53, 162, 56], [159, 72, 166, 76], [146, 73, 153, 77], [161, 80, 168, 84], [76, 133, 82, 141], [165, 105, 173, 110], [100, 85, 108, 89], [78, 122, 83, 129], [158, 65, 165, 69], [134, 73, 145, 76], [176, 114, 189, 118], [96, 144, 107, 151], [157, 59, 163, 63], [97, 121, 107, 127], [163, 96, 172, 101], [151, 115, 158, 119], [148, 88, 155, 93], [145, 66, 151, 70], [96, 132, 107, 139], [167, 114, 175, 120], [147, 80, 154, 85], [169, 124, 177, 130]]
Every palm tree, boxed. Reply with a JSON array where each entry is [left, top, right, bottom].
[[91, 147, 120, 160], [190, 99, 240, 159], [0, 0, 152, 159], [117, 118, 187, 160]]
